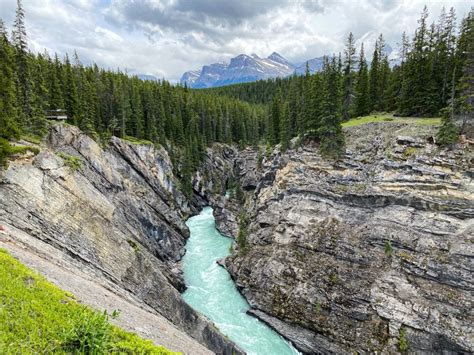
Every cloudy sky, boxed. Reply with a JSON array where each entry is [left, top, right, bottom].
[[0, 0, 472, 81]]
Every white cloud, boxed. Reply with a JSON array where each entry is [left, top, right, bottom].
[[0, 0, 472, 81]]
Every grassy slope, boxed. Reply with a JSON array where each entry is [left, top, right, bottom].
[[0, 249, 179, 354], [342, 113, 441, 128]]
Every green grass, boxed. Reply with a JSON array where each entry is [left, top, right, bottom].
[[0, 138, 40, 168], [21, 134, 43, 145], [342, 113, 441, 128], [0, 248, 178, 354], [57, 152, 83, 171], [123, 135, 154, 145]]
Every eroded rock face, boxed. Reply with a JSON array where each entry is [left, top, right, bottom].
[[226, 123, 474, 353], [0, 124, 241, 354]]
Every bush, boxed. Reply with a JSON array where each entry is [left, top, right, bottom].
[[384, 240, 393, 257], [237, 213, 249, 253], [57, 152, 83, 171], [127, 239, 140, 252], [61, 309, 111, 352], [398, 327, 409, 352]]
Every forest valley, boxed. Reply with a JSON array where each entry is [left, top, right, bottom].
[[1, 2, 473, 196]]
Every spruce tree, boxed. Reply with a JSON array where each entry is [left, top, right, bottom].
[[280, 101, 290, 151], [12, 0, 31, 123], [319, 56, 345, 157], [456, 8, 474, 133], [63, 54, 79, 123], [268, 90, 281, 145], [368, 37, 380, 112], [0, 19, 20, 140], [354, 43, 370, 117], [342, 32, 356, 121]]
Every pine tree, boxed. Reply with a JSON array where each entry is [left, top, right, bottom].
[[306, 73, 323, 135], [456, 8, 474, 133], [12, 0, 31, 123], [63, 54, 79, 123], [368, 37, 380, 112], [268, 89, 281, 145], [28, 56, 48, 134], [319, 56, 345, 157], [377, 35, 390, 111], [408, 6, 431, 116], [398, 31, 411, 114], [0, 19, 20, 140], [437, 69, 459, 145], [280, 101, 290, 151], [353, 43, 370, 117], [48, 54, 64, 110], [342, 32, 356, 121]]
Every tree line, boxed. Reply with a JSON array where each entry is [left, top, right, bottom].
[[209, 6, 474, 149], [0, 1, 267, 189], [1, 2, 473, 173]]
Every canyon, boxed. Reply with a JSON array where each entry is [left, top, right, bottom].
[[0, 120, 472, 354]]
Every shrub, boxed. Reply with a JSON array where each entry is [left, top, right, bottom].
[[237, 212, 249, 253], [398, 327, 409, 352], [384, 240, 393, 257], [402, 147, 417, 160], [57, 152, 83, 171], [127, 239, 140, 252], [61, 309, 111, 352], [437, 107, 459, 146]]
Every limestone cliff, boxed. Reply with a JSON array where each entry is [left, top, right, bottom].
[[0, 124, 241, 355], [224, 122, 473, 353]]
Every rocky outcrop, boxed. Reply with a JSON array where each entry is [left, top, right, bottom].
[[0, 124, 242, 354], [191, 143, 240, 238], [226, 122, 474, 353]]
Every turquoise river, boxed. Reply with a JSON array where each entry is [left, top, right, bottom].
[[182, 207, 299, 355]]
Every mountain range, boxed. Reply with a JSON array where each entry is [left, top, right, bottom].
[[180, 52, 326, 88], [180, 46, 398, 88]]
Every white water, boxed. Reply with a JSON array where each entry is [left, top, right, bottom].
[[182, 207, 299, 355]]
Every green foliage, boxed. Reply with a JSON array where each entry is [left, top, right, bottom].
[[127, 239, 140, 252], [437, 119, 459, 146], [235, 182, 244, 205], [402, 147, 417, 160], [57, 152, 83, 171], [384, 240, 393, 257], [0, 248, 176, 354], [123, 135, 154, 145], [0, 138, 39, 168], [398, 327, 409, 352], [342, 114, 441, 128], [21, 133, 43, 144], [328, 273, 339, 285], [237, 212, 249, 254]]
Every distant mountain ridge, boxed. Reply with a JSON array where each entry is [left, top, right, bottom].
[[181, 46, 398, 88], [181, 52, 297, 88]]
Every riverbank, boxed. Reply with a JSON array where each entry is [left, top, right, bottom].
[[182, 207, 299, 355]]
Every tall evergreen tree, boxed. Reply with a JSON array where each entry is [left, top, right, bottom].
[[319, 56, 345, 156], [353, 43, 370, 116], [368, 36, 380, 111], [342, 32, 356, 121], [0, 19, 20, 140], [12, 0, 31, 123], [268, 89, 282, 145], [63, 54, 79, 123], [280, 101, 290, 151]]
